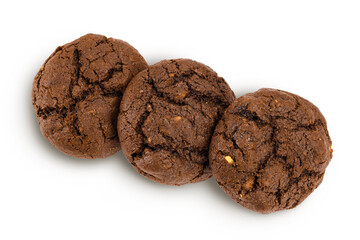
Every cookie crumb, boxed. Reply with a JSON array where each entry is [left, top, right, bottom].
[[274, 99, 280, 107], [243, 178, 254, 190], [146, 104, 152, 112], [173, 116, 182, 122], [175, 91, 188, 100], [224, 156, 234, 164]]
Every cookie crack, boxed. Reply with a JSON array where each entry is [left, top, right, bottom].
[[159, 63, 229, 111], [230, 104, 268, 127], [147, 77, 186, 107], [130, 99, 153, 159], [294, 119, 323, 131], [36, 106, 67, 120], [167, 70, 230, 108], [66, 47, 83, 138]]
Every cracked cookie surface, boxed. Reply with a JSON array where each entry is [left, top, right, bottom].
[[209, 88, 333, 213], [118, 59, 235, 185], [32, 33, 147, 158]]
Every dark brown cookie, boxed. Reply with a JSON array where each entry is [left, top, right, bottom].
[[209, 88, 333, 213], [118, 59, 235, 185], [32, 33, 148, 159]]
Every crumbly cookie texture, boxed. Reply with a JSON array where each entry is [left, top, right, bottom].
[[118, 59, 235, 185], [32, 33, 148, 158], [209, 88, 332, 213]]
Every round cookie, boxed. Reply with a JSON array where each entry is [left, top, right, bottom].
[[32, 33, 148, 159], [209, 88, 333, 213], [118, 59, 235, 185]]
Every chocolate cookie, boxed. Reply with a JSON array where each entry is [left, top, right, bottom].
[[118, 59, 235, 185], [209, 88, 332, 213], [32, 34, 148, 159]]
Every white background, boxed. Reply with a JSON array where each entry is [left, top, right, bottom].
[[0, 1, 359, 239]]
